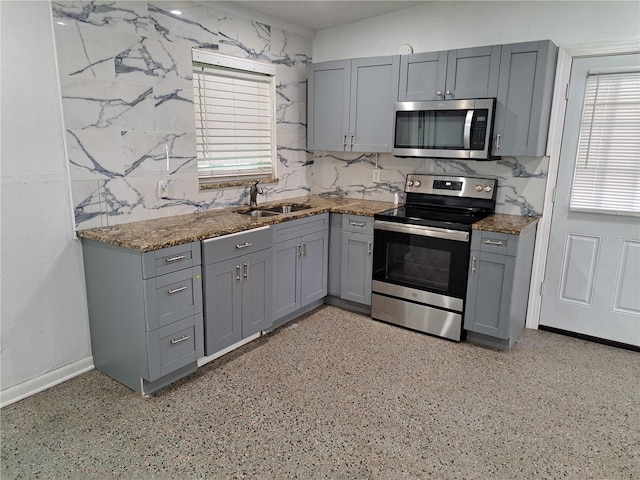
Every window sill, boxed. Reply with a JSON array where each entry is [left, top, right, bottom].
[[199, 177, 279, 191]]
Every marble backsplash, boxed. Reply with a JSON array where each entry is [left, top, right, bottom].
[[310, 153, 549, 217], [52, 1, 312, 229]]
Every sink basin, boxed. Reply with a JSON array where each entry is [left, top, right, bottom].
[[260, 204, 310, 214], [239, 209, 282, 218]]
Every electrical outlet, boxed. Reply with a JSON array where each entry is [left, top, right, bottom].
[[372, 168, 380, 183], [157, 179, 169, 199]]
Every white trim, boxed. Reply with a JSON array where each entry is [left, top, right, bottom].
[[1, 357, 94, 408], [527, 40, 640, 330], [192, 49, 276, 76], [197, 332, 261, 367]]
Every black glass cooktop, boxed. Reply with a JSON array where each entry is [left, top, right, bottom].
[[374, 205, 491, 232]]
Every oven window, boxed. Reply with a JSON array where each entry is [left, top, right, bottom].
[[387, 243, 451, 290]]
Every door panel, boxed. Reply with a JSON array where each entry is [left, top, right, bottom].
[[540, 53, 640, 346]]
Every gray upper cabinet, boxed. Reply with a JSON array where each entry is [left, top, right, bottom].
[[399, 45, 501, 101], [492, 40, 558, 157], [308, 56, 400, 152]]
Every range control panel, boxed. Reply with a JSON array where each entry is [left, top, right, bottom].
[[405, 174, 496, 199]]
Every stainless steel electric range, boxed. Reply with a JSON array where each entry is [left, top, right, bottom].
[[371, 174, 497, 341]]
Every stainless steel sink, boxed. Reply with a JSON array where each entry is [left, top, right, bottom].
[[238, 203, 311, 217]]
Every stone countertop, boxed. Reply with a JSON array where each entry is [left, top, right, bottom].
[[472, 214, 539, 235], [76, 196, 395, 253]]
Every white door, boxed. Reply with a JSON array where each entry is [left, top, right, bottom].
[[540, 53, 640, 346]]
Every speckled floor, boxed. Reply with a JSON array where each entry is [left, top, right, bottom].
[[2, 306, 639, 479]]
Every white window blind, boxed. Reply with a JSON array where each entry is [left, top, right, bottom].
[[192, 51, 276, 182], [570, 70, 640, 215]]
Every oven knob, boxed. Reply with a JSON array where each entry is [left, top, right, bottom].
[[475, 184, 483, 192], [414, 181, 421, 187], [484, 185, 493, 192], [407, 180, 414, 187]]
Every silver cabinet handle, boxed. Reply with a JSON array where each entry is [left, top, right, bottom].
[[297, 244, 302, 257], [168, 285, 187, 295], [236, 265, 241, 281], [367, 241, 372, 255], [243, 262, 248, 279], [236, 242, 252, 249], [170, 335, 190, 345], [166, 254, 186, 262], [446, 89, 453, 97], [343, 134, 347, 149], [495, 133, 502, 149], [350, 221, 365, 227], [302, 243, 307, 256], [350, 133, 354, 148], [436, 90, 443, 97], [483, 239, 505, 246], [471, 256, 477, 273]]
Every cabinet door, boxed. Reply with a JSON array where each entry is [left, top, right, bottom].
[[398, 50, 448, 101], [300, 230, 329, 307], [493, 40, 558, 157], [340, 232, 373, 305], [464, 250, 515, 339], [203, 258, 242, 355], [445, 45, 500, 99], [308, 60, 351, 151], [273, 238, 301, 320], [350, 56, 400, 152], [241, 249, 273, 337]]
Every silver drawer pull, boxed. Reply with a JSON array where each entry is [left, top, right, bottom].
[[350, 221, 365, 227], [170, 335, 190, 345], [302, 243, 307, 256], [471, 256, 477, 273], [483, 239, 504, 246], [243, 262, 249, 278], [168, 285, 187, 295], [166, 254, 186, 262], [236, 242, 253, 249], [236, 265, 241, 281]]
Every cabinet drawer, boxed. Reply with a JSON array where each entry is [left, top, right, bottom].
[[144, 266, 203, 331], [142, 242, 201, 279], [472, 231, 518, 256], [146, 313, 204, 381], [273, 213, 329, 243], [342, 214, 374, 235], [202, 227, 271, 265]]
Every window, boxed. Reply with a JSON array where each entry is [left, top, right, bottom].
[[192, 49, 276, 184], [570, 69, 640, 215]]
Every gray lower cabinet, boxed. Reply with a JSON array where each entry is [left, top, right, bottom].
[[308, 56, 400, 152], [81, 240, 204, 395], [464, 227, 537, 350], [273, 214, 329, 322], [202, 228, 272, 356], [492, 40, 558, 157], [340, 215, 374, 305], [399, 45, 501, 101]]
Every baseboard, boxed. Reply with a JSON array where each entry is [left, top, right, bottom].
[[1, 356, 94, 408]]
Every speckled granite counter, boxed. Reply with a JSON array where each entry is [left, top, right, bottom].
[[76, 196, 395, 252], [472, 214, 539, 235]]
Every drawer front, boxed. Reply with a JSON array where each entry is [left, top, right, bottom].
[[202, 226, 271, 265], [142, 242, 201, 279], [273, 213, 329, 243], [342, 214, 374, 235], [146, 313, 204, 381], [144, 266, 203, 331], [472, 231, 518, 256]]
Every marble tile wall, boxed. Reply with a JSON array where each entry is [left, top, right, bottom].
[[52, 1, 312, 228], [310, 153, 549, 217]]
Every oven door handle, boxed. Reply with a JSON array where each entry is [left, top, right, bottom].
[[374, 220, 469, 242]]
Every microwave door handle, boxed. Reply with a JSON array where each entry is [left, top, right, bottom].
[[463, 109, 474, 150]]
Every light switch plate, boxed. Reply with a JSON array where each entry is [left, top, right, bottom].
[[372, 168, 380, 183]]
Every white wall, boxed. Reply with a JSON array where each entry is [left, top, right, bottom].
[[1, 1, 92, 405], [312, 1, 640, 62]]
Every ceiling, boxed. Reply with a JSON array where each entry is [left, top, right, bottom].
[[225, 1, 425, 32]]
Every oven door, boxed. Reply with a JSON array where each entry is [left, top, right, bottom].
[[372, 221, 471, 308]]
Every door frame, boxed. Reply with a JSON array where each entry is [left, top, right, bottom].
[[526, 40, 640, 329]]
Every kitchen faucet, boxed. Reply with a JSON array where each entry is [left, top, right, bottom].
[[249, 180, 263, 207]]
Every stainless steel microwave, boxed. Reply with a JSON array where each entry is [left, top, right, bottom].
[[392, 98, 496, 159]]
